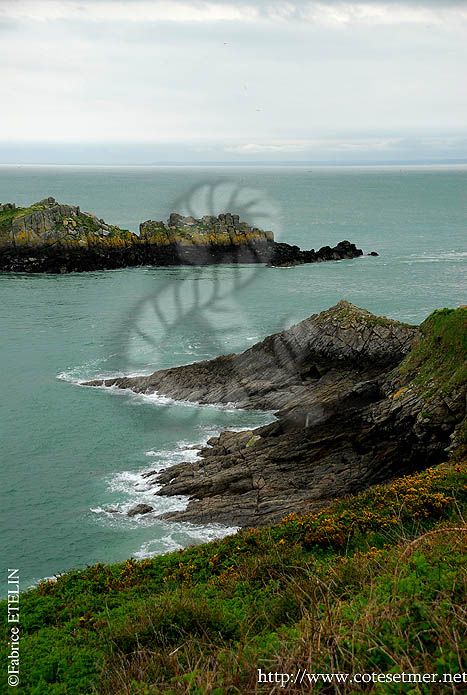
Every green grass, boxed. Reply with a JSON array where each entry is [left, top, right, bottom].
[[0, 205, 34, 239], [389, 307, 467, 458], [316, 300, 416, 330], [1, 461, 465, 694], [398, 308, 467, 393]]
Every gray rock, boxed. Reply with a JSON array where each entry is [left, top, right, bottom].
[[127, 503, 154, 517], [11, 203, 80, 238], [84, 302, 462, 529], [88, 301, 417, 410], [35, 197, 57, 206]]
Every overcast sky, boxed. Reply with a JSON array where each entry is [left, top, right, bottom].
[[0, 0, 467, 163]]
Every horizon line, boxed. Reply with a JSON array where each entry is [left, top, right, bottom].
[[1, 159, 467, 168]]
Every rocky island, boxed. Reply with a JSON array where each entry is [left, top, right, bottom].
[[88, 301, 466, 527], [0, 197, 365, 272]]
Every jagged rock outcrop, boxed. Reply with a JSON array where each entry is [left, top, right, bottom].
[[4, 197, 129, 242], [0, 199, 366, 272], [140, 212, 274, 245], [90, 301, 416, 411], [86, 303, 466, 527], [268, 240, 362, 266]]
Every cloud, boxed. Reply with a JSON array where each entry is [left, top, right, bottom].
[[225, 137, 424, 154], [0, 0, 466, 158], [0, 1, 256, 23], [1, 0, 467, 25]]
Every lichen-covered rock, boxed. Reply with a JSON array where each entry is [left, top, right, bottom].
[[11, 202, 81, 238], [0, 200, 367, 272], [140, 212, 274, 246], [0, 197, 133, 246]]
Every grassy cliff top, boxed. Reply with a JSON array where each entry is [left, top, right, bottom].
[[1, 459, 465, 693], [398, 307, 467, 392]]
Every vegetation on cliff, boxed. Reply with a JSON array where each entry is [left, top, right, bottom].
[[0, 461, 465, 693], [391, 306, 467, 459], [398, 307, 467, 394]]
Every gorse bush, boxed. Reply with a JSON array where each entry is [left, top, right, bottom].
[[1, 460, 465, 693]]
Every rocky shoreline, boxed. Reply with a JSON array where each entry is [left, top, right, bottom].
[[0, 198, 367, 272], [88, 301, 466, 527]]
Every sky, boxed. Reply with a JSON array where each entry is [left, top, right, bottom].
[[0, 0, 466, 163]]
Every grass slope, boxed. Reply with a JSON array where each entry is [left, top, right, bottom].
[[1, 461, 465, 694], [398, 308, 467, 394]]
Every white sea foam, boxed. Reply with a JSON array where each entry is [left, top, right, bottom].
[[90, 436, 209, 525], [65, 366, 272, 555], [71, 375, 244, 411], [401, 250, 467, 264], [90, 492, 189, 523], [133, 521, 238, 559], [126, 388, 242, 411]]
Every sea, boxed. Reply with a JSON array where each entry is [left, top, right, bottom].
[[0, 164, 466, 591]]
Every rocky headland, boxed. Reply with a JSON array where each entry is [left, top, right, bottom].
[[0, 198, 365, 272], [87, 301, 466, 527]]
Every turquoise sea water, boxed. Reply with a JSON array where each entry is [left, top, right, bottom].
[[0, 165, 466, 591]]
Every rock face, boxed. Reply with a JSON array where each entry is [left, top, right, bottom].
[[86, 303, 466, 528], [127, 504, 154, 517], [11, 202, 80, 238], [6, 197, 126, 241], [140, 212, 274, 245], [0, 200, 365, 273], [91, 301, 416, 411], [0, 197, 135, 272]]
